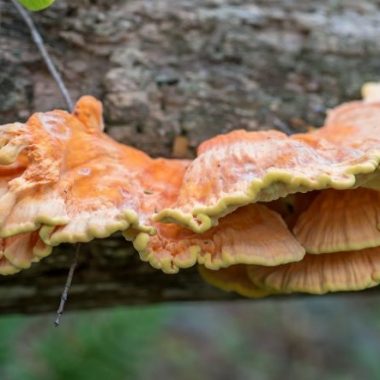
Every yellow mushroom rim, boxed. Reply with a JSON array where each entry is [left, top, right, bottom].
[[198, 265, 272, 298], [200, 246, 380, 297], [132, 204, 305, 274], [154, 130, 380, 233], [0, 232, 52, 275], [247, 247, 380, 295]]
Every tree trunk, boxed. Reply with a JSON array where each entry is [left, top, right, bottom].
[[1, 0, 380, 313]]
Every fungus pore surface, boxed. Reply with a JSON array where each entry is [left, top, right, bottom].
[[134, 203, 305, 273], [247, 247, 380, 295]]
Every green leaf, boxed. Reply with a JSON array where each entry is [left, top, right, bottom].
[[17, 0, 55, 11]]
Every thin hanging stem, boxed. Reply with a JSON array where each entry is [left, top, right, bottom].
[[10, 0, 79, 326], [10, 0, 74, 111], [54, 244, 81, 327]]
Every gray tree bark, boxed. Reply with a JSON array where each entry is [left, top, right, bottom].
[[1, 0, 380, 314]]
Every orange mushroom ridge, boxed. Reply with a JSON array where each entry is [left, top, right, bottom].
[[155, 129, 380, 234], [3, 85, 380, 294], [247, 247, 380, 295], [135, 91, 380, 278], [293, 188, 380, 254], [198, 89, 380, 297], [0, 96, 188, 274], [199, 189, 380, 296], [134, 204, 305, 273], [0, 232, 51, 274]]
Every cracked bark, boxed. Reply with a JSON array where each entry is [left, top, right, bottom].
[[1, 0, 380, 313]]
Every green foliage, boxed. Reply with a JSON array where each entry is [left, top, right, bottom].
[[0, 317, 24, 368], [17, 0, 55, 11], [2, 301, 380, 379], [0, 307, 166, 380]]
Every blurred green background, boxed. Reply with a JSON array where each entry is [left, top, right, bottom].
[[1, 296, 380, 380]]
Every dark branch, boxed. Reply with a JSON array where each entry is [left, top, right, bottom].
[[2, 0, 380, 314], [0, 236, 379, 315]]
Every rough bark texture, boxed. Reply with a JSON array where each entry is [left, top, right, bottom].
[[1, 0, 380, 313]]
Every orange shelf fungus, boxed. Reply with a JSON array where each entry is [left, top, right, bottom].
[[0, 96, 188, 273], [293, 188, 380, 254], [247, 247, 380, 295], [0, 232, 51, 275], [314, 101, 380, 151], [134, 204, 305, 273], [156, 83, 380, 238], [195, 84, 380, 297], [3, 81, 380, 303], [155, 129, 379, 234], [201, 189, 380, 296]]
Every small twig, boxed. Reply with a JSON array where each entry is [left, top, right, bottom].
[[11, 0, 79, 326], [54, 244, 80, 327], [10, 0, 74, 111]]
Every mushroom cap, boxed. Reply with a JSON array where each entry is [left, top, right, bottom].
[[314, 100, 380, 151], [247, 247, 380, 295], [199, 265, 272, 298], [133, 203, 305, 273], [0, 232, 51, 275], [155, 129, 379, 233], [294, 188, 380, 254], [313, 100, 380, 191], [0, 96, 189, 269]]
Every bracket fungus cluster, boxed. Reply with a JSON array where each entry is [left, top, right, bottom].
[[2, 83, 380, 298], [0, 96, 188, 274]]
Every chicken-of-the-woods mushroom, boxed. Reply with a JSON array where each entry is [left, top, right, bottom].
[[155, 130, 380, 233], [135, 204, 305, 273], [202, 84, 380, 297], [0, 96, 188, 273], [3, 83, 380, 303]]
